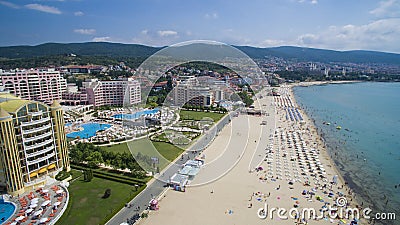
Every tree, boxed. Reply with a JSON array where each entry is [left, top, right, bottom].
[[238, 91, 254, 107], [84, 169, 93, 182], [86, 151, 104, 168], [102, 188, 111, 198]]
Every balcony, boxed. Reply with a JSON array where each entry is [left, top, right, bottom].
[[20, 116, 50, 127], [28, 111, 43, 117], [26, 145, 55, 158], [23, 131, 52, 143], [24, 138, 53, 151], [22, 123, 52, 135], [26, 152, 55, 165]]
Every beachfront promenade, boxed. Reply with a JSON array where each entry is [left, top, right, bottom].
[[106, 112, 233, 225], [137, 89, 276, 225], [138, 87, 361, 225]]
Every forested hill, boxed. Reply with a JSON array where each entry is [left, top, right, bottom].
[[0, 42, 160, 58], [1, 42, 400, 66]]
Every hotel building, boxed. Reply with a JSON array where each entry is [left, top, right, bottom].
[[0, 90, 70, 195], [0, 68, 67, 104], [172, 78, 213, 107], [82, 78, 141, 107]]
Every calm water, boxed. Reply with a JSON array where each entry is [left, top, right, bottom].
[[66, 123, 112, 139], [293, 82, 400, 223], [0, 199, 15, 224], [112, 108, 159, 120]]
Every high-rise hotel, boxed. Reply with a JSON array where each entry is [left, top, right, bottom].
[[0, 89, 70, 195]]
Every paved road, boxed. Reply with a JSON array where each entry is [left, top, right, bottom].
[[106, 113, 233, 225]]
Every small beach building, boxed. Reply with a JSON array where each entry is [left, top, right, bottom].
[[170, 173, 188, 192]]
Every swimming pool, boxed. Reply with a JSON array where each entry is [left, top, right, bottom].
[[66, 123, 112, 139], [112, 108, 160, 120], [0, 198, 15, 224]]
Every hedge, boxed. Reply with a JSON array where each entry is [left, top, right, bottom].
[[71, 164, 147, 185], [91, 172, 144, 186]]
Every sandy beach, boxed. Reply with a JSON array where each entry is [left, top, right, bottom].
[[138, 85, 364, 225]]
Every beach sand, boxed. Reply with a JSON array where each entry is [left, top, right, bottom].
[[139, 85, 363, 225]]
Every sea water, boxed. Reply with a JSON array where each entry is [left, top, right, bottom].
[[293, 82, 400, 224]]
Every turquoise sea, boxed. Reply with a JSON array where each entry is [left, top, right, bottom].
[[293, 82, 400, 224]]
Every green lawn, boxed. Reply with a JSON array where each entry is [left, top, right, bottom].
[[57, 170, 144, 225], [101, 139, 184, 169], [179, 110, 226, 122], [152, 141, 184, 162], [101, 142, 130, 154]]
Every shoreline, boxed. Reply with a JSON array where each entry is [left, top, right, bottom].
[[288, 85, 363, 209], [291, 80, 362, 87], [138, 86, 368, 225], [291, 82, 399, 224]]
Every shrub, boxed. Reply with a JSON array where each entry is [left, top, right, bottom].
[[102, 188, 111, 198]]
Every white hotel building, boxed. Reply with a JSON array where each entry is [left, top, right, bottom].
[[82, 78, 141, 107]]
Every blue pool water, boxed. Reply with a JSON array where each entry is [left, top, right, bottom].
[[293, 82, 400, 224], [0, 199, 15, 224], [66, 123, 112, 139], [112, 108, 160, 120]]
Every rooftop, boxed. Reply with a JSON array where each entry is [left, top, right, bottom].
[[0, 93, 30, 113]]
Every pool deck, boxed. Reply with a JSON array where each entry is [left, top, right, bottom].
[[3, 183, 69, 225]]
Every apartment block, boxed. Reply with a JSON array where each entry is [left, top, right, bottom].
[[82, 78, 141, 107], [0, 68, 67, 104]]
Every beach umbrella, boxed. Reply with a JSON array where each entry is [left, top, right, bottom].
[[42, 189, 49, 193], [33, 210, 42, 216], [25, 208, 33, 214], [54, 202, 61, 206], [30, 203, 38, 208], [40, 217, 48, 223], [41, 200, 51, 207], [15, 215, 25, 221], [56, 190, 64, 194]]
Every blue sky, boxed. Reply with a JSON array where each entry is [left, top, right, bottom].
[[0, 0, 400, 53]]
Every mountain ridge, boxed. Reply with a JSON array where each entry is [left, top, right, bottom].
[[1, 42, 399, 65]]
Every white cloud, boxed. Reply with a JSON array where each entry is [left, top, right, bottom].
[[0, 1, 20, 9], [92, 36, 111, 42], [74, 29, 96, 35], [260, 39, 290, 47], [204, 12, 218, 19], [295, 18, 400, 52], [298, 0, 318, 4], [74, 11, 84, 16], [253, 18, 400, 52], [157, 30, 178, 37], [131, 29, 184, 46], [369, 0, 400, 17], [25, 4, 61, 14]]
